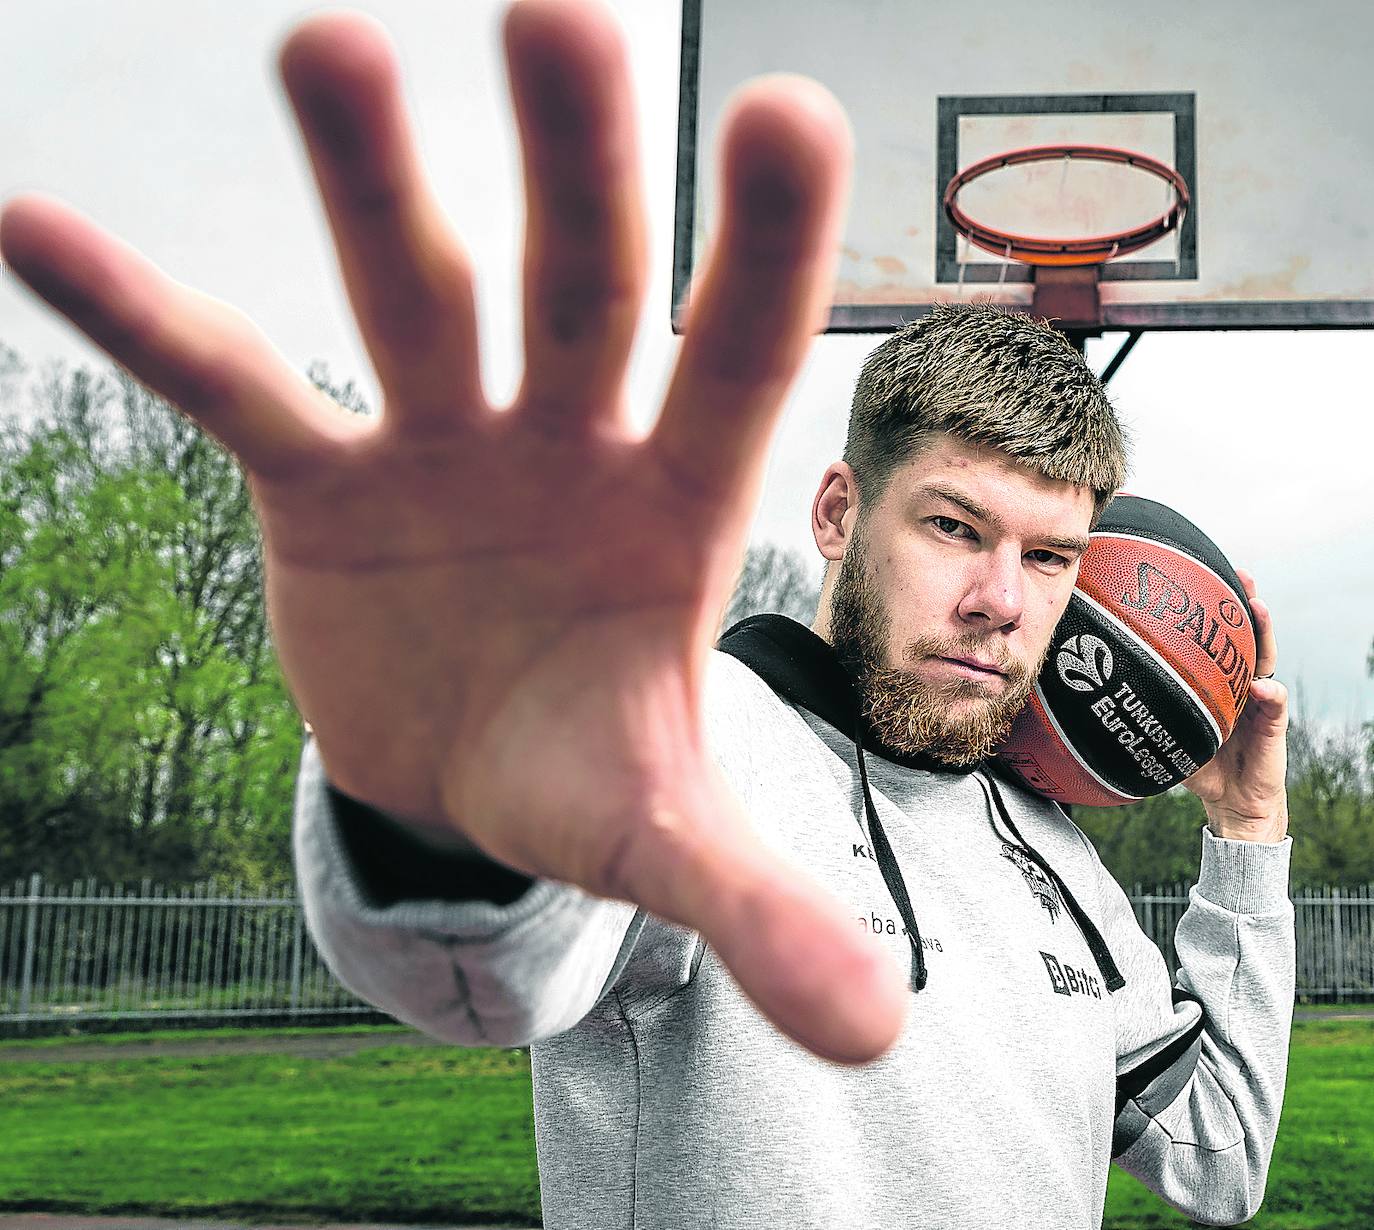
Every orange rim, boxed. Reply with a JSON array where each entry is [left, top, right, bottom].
[[943, 144, 1190, 267]]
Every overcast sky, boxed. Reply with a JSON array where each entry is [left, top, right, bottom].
[[2, 0, 1371, 727]]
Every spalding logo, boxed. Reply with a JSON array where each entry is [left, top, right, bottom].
[[1057, 634, 1114, 692]]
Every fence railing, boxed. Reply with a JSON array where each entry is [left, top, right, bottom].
[[1126, 883, 1374, 1001], [0, 875, 375, 1028], [2, 876, 1372, 1029]]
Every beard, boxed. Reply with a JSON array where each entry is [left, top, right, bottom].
[[827, 525, 1047, 766]]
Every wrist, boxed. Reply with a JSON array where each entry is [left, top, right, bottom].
[[1197, 824, 1293, 913], [1205, 801, 1289, 844], [328, 782, 535, 907]]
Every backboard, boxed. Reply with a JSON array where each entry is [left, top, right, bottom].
[[673, 0, 1374, 333]]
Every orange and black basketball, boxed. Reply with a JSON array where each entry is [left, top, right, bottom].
[[996, 494, 1256, 807]]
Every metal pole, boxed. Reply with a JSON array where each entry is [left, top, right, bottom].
[[247, 893, 269, 1012], [233, 884, 249, 1014], [187, 881, 207, 1011], [1333, 887, 1345, 1003], [91, 884, 110, 1012], [212, 880, 229, 1020], [119, 883, 140, 1016], [175, 886, 192, 1010], [289, 903, 304, 1018], [17, 874, 41, 1025], [1098, 329, 1143, 386], [49, 882, 71, 1006]]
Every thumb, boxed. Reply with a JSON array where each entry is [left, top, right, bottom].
[[619, 773, 908, 1064]]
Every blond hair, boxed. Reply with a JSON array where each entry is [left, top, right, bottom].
[[844, 303, 1129, 523]]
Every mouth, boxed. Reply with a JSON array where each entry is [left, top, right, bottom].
[[935, 655, 1007, 679]]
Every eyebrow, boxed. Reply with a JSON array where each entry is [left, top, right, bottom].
[[919, 481, 1091, 556]]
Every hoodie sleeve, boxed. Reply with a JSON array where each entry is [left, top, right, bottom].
[[292, 735, 645, 1047], [1099, 825, 1295, 1226], [291, 652, 766, 1047]]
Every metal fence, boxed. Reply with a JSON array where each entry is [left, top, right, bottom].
[[1128, 883, 1374, 1001], [2, 875, 1372, 1029], [0, 875, 375, 1029]]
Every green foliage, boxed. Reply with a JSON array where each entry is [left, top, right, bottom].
[[1076, 703, 1374, 890], [0, 361, 305, 885], [1285, 719, 1374, 886], [1074, 788, 1210, 889], [1, 345, 1371, 893]]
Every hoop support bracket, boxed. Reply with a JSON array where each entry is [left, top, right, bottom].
[[1031, 266, 1101, 328]]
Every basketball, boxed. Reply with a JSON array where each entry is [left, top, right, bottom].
[[996, 494, 1256, 807]]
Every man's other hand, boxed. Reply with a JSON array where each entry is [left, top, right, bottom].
[[1185, 568, 1289, 844]]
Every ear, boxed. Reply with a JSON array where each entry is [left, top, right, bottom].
[[811, 462, 858, 562]]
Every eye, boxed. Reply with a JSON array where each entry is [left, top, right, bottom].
[[1026, 548, 1071, 569], [931, 515, 975, 540]]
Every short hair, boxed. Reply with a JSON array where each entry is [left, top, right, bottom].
[[843, 302, 1129, 524]]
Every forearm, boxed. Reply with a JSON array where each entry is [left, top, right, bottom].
[[1115, 829, 1295, 1224]]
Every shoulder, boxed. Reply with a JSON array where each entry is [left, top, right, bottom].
[[705, 647, 784, 707], [701, 649, 815, 796], [703, 648, 795, 747]]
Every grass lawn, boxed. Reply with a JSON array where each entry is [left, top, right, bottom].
[[1, 1021, 1371, 1228], [0, 1042, 540, 1226]]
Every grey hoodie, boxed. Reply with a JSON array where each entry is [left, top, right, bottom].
[[295, 618, 1294, 1229]]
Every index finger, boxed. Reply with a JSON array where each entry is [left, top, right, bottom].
[[0, 195, 355, 480]]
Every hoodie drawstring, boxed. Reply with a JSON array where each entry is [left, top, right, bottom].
[[854, 717, 928, 992], [851, 726, 1125, 997], [982, 773, 1126, 993]]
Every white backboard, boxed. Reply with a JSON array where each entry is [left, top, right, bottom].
[[674, 0, 1374, 331]]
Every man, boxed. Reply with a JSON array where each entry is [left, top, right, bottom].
[[0, 2, 1293, 1227]]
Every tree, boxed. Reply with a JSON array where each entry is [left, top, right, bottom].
[[1284, 717, 1374, 886], [0, 357, 310, 884], [1074, 789, 1210, 889], [4, 348, 1372, 891], [720, 543, 821, 633], [1078, 707, 1374, 889]]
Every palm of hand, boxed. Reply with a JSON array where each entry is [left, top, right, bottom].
[[258, 417, 728, 874], [0, 0, 906, 1061]]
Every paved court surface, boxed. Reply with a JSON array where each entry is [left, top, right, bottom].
[[0, 1218, 529, 1230], [0, 1030, 450, 1066]]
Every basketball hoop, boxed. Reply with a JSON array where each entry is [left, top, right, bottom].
[[943, 144, 1190, 328], [943, 144, 1190, 267]]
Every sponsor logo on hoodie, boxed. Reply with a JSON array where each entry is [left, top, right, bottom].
[[1040, 950, 1102, 999]]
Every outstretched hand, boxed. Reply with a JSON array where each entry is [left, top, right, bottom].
[[1185, 568, 1289, 843], [0, 1, 906, 1061]]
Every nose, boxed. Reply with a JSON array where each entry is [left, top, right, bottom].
[[957, 546, 1024, 631]]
